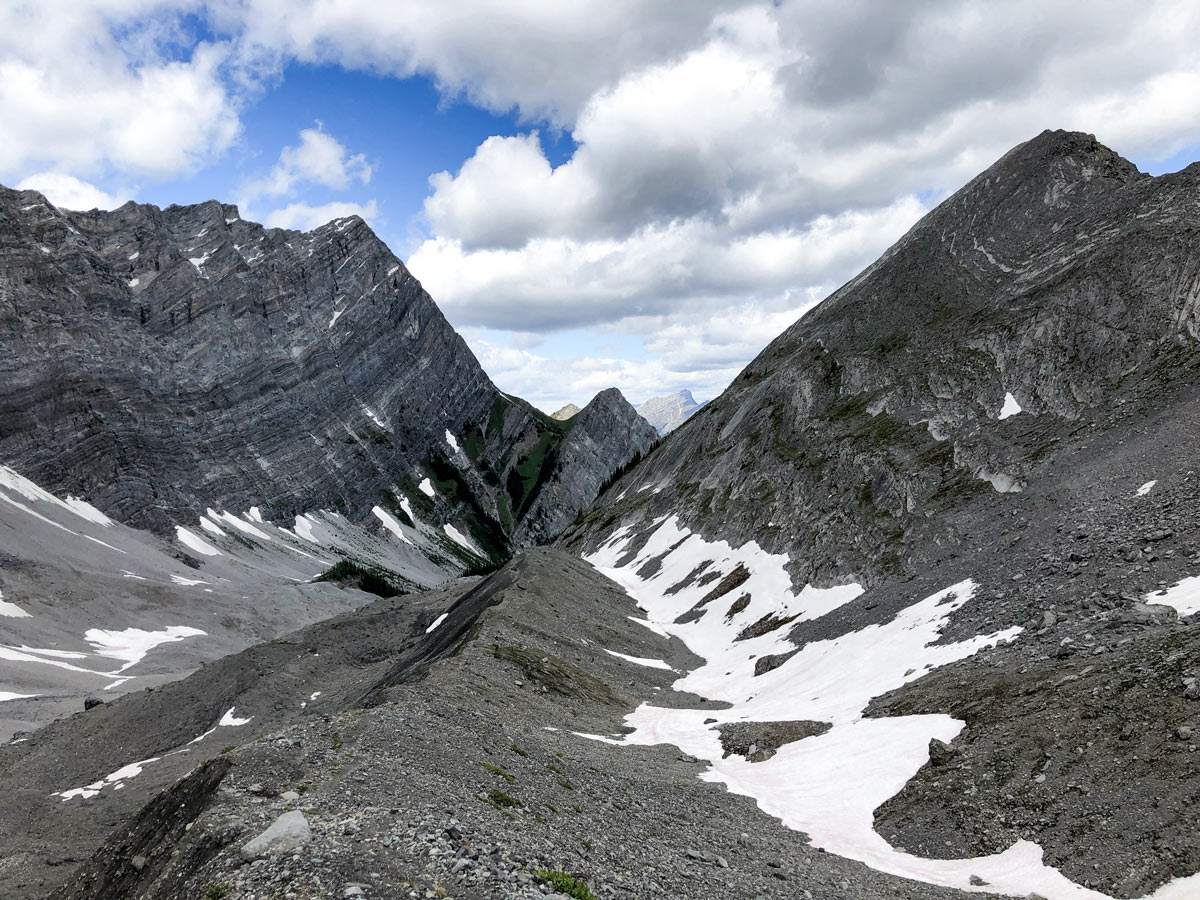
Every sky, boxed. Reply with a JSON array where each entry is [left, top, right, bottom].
[[4, 2, 1200, 413]]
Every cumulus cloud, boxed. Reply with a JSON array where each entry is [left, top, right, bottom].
[[15, 173, 130, 211], [9, 0, 1200, 409], [246, 124, 372, 199], [215, 0, 729, 125], [402, 0, 1200, 406], [264, 199, 381, 232], [0, 3, 239, 181]]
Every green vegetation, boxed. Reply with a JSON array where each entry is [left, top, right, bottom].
[[537, 868, 597, 897], [205, 885, 230, 900], [486, 788, 521, 809], [331, 732, 343, 750], [219, 745, 235, 755], [425, 451, 511, 564], [315, 558, 412, 599], [482, 761, 515, 783], [510, 743, 528, 757]]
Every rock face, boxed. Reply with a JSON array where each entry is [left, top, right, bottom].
[[0, 188, 648, 565], [512, 388, 657, 550], [574, 130, 1200, 587], [635, 389, 707, 434], [559, 130, 1200, 896], [551, 403, 581, 420]]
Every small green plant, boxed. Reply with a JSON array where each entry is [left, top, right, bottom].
[[205, 884, 230, 900], [481, 761, 515, 783], [510, 743, 528, 757], [331, 732, 343, 750], [220, 745, 235, 755], [486, 788, 521, 808], [536, 870, 597, 900]]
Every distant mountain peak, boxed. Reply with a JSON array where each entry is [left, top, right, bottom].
[[635, 390, 707, 435], [551, 403, 581, 421]]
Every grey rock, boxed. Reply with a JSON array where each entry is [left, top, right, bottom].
[[280, 790, 301, 802], [635, 390, 708, 435], [240, 810, 311, 860]]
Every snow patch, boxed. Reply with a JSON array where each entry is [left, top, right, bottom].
[[603, 649, 673, 670], [128, 250, 139, 260], [329, 307, 345, 329], [373, 506, 414, 545], [0, 466, 113, 526], [84, 625, 207, 673], [0, 589, 31, 618], [170, 574, 208, 586], [1137, 480, 1157, 496], [418, 478, 436, 498], [1147, 576, 1200, 617], [188, 251, 211, 273], [998, 392, 1022, 420], [56, 756, 160, 800], [398, 494, 416, 523], [362, 405, 388, 430], [0, 692, 36, 702], [176, 526, 222, 557], [219, 707, 252, 727], [293, 514, 320, 544], [443, 523, 480, 555], [445, 430, 460, 454], [426, 613, 449, 634], [127, 277, 139, 287], [575, 519, 1160, 899]]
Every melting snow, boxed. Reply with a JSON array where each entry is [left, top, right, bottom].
[[0, 589, 31, 618], [603, 649, 673, 670], [293, 514, 320, 543], [127, 277, 139, 287], [1137, 480, 1157, 496], [418, 478, 436, 498], [56, 756, 160, 801], [362, 405, 388, 430], [200, 512, 227, 536], [215, 511, 272, 541], [0, 692, 36, 701], [426, 613, 449, 634], [0, 466, 113, 527], [248, 506, 264, 523], [188, 251, 211, 273], [443, 523, 480, 554], [1147, 576, 1200, 617], [373, 506, 414, 545], [574, 518, 1172, 900], [128, 251, 139, 260], [998, 392, 1022, 420], [170, 574, 208, 586], [84, 625, 207, 673], [219, 707, 252, 727], [329, 307, 345, 329], [176, 526, 222, 556], [445, 430, 460, 454], [398, 494, 416, 522], [310, 691, 322, 701]]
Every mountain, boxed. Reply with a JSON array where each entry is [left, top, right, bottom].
[[550, 403, 581, 420], [562, 130, 1200, 897], [0, 187, 653, 563], [0, 188, 655, 735], [635, 389, 707, 434], [7, 131, 1200, 900]]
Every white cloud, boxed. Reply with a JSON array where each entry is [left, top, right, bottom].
[[247, 124, 372, 199], [216, 0, 729, 125], [0, 4, 239, 180], [15, 173, 129, 211], [264, 199, 381, 232]]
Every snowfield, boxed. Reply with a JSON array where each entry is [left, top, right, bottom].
[[583, 516, 1200, 900]]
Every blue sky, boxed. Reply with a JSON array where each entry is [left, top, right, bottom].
[[5, 1, 1200, 412]]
